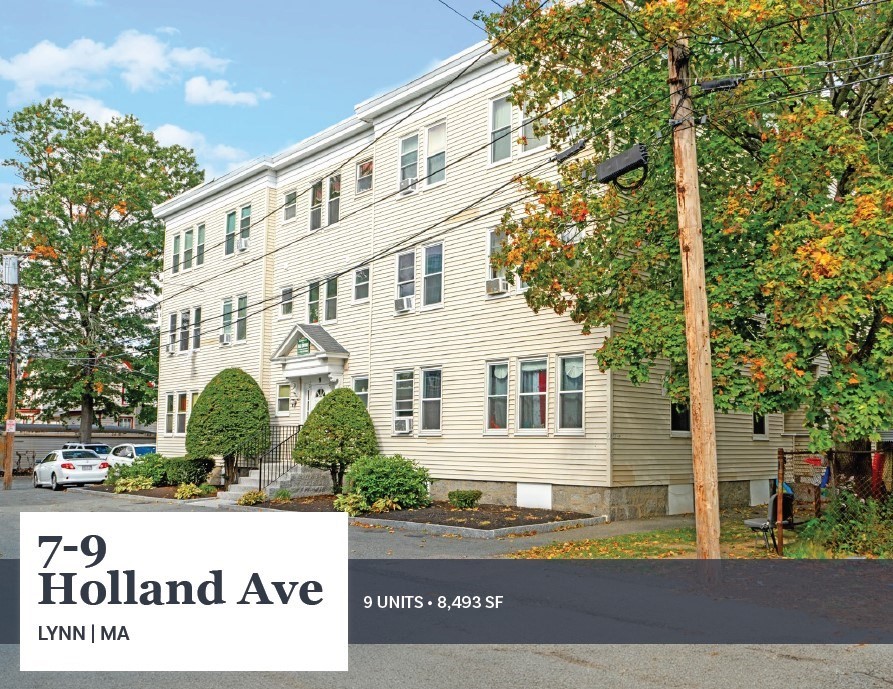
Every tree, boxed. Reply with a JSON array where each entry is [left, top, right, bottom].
[[482, 0, 893, 449], [186, 368, 271, 462], [293, 388, 379, 494], [0, 99, 202, 440]]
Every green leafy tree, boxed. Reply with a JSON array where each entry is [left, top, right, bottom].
[[185, 368, 270, 463], [0, 99, 202, 440], [482, 0, 893, 449], [293, 388, 379, 494]]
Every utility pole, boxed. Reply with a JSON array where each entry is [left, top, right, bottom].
[[668, 38, 721, 560], [2, 254, 21, 490]]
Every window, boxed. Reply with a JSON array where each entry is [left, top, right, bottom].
[[196, 224, 205, 266], [489, 229, 506, 280], [426, 122, 446, 185], [394, 370, 414, 420], [284, 191, 297, 221], [183, 228, 194, 270], [225, 211, 236, 255], [179, 309, 190, 352], [167, 313, 177, 350], [487, 362, 509, 431], [521, 110, 549, 152], [753, 413, 767, 437], [280, 287, 293, 316], [308, 281, 320, 323], [354, 267, 370, 301], [239, 205, 251, 240], [192, 307, 201, 350], [165, 394, 174, 434], [397, 251, 415, 299], [558, 355, 584, 430], [356, 159, 373, 194], [119, 416, 134, 429], [519, 359, 547, 431], [222, 298, 233, 340], [491, 97, 511, 163], [353, 377, 369, 407], [192, 391, 200, 409], [172, 234, 181, 273], [325, 277, 337, 321], [236, 295, 247, 341], [176, 392, 188, 434], [399, 134, 419, 186], [310, 181, 322, 230], [421, 369, 442, 432], [423, 243, 443, 306], [671, 404, 691, 433], [277, 384, 291, 415], [328, 175, 340, 224]]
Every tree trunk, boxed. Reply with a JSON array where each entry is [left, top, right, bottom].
[[80, 392, 93, 443], [330, 467, 340, 495]]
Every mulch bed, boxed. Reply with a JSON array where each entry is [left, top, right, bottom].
[[80, 484, 218, 499], [263, 495, 591, 529]]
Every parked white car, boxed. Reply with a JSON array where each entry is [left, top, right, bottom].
[[61, 442, 112, 460], [32, 449, 109, 490], [107, 443, 157, 466]]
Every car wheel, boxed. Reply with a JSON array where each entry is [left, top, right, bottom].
[[51, 473, 61, 491], [33, 472, 40, 488]]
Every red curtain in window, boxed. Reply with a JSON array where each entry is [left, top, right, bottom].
[[539, 369, 546, 426]]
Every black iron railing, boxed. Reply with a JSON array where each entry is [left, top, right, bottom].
[[230, 425, 302, 490]]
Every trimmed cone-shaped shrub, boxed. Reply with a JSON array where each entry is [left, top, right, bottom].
[[186, 368, 270, 460], [292, 388, 378, 493]]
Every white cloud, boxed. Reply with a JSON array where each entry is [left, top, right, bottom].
[[64, 95, 122, 123], [184, 76, 271, 107], [155, 27, 180, 36], [0, 30, 228, 104], [153, 124, 249, 179]]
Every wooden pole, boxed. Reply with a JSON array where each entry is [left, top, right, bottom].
[[669, 39, 721, 560], [776, 448, 785, 556], [3, 279, 19, 490]]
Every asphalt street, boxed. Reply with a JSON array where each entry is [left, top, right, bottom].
[[2, 478, 891, 689]]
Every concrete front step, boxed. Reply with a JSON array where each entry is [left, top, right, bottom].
[[216, 463, 329, 502]]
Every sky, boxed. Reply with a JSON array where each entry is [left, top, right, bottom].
[[0, 0, 490, 220]]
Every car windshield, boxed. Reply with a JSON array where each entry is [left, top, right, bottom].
[[62, 450, 99, 459], [134, 446, 156, 456], [86, 445, 111, 454]]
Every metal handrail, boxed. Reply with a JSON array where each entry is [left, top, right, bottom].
[[258, 426, 302, 490]]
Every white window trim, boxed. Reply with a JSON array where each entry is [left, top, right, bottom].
[[276, 382, 292, 417], [424, 120, 447, 188], [234, 293, 248, 342], [397, 133, 420, 192], [353, 267, 370, 303], [195, 223, 206, 267], [488, 94, 513, 168], [164, 393, 175, 436], [555, 354, 585, 435], [322, 275, 338, 324], [307, 279, 322, 324], [394, 250, 416, 314], [753, 413, 769, 441], [355, 158, 373, 195], [191, 306, 201, 351], [221, 298, 234, 345], [352, 375, 369, 407], [283, 189, 298, 223], [309, 180, 323, 230], [516, 356, 549, 436], [171, 233, 181, 274], [224, 208, 238, 258], [279, 286, 294, 319], [175, 391, 188, 436], [327, 174, 341, 226], [519, 110, 550, 157], [483, 359, 510, 436], [181, 227, 195, 272], [177, 308, 191, 354], [486, 229, 510, 299], [393, 369, 415, 436], [419, 367, 443, 435], [238, 204, 252, 240], [421, 241, 444, 310]]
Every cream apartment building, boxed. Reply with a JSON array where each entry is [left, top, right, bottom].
[[153, 41, 782, 518]]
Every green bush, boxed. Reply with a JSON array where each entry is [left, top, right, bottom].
[[293, 388, 378, 494], [795, 492, 893, 557], [164, 457, 215, 485], [271, 488, 292, 503], [186, 368, 270, 460], [236, 490, 267, 506], [346, 454, 431, 509], [448, 490, 483, 508], [107, 453, 166, 485], [333, 492, 369, 517], [369, 497, 400, 513], [174, 483, 202, 500], [198, 483, 217, 496], [114, 476, 153, 493]]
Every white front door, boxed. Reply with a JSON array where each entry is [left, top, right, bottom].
[[306, 383, 329, 420]]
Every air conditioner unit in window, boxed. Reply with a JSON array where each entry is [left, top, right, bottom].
[[399, 177, 417, 194], [394, 296, 414, 313], [166, 342, 176, 355], [219, 333, 232, 345], [237, 237, 249, 251], [394, 418, 413, 434], [486, 278, 510, 295]]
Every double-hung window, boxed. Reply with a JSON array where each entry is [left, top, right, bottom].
[[325, 277, 337, 321], [239, 205, 251, 241], [196, 224, 205, 266], [172, 234, 181, 274], [356, 159, 373, 194], [165, 394, 174, 434], [176, 392, 188, 434], [354, 267, 370, 301], [521, 110, 548, 152], [421, 369, 442, 432], [236, 295, 248, 341], [280, 287, 293, 316], [423, 244, 443, 306], [491, 97, 512, 163], [192, 307, 201, 350], [394, 370, 414, 422], [225, 211, 236, 255], [489, 229, 506, 280], [183, 229, 194, 270], [179, 309, 190, 352], [167, 313, 177, 350], [397, 251, 415, 299], [308, 281, 320, 323], [487, 362, 509, 431], [328, 175, 340, 224], [399, 135, 419, 188], [426, 122, 446, 185], [519, 359, 547, 431], [277, 384, 291, 415], [558, 355, 584, 430], [310, 181, 323, 230], [283, 191, 297, 221], [353, 377, 369, 407], [222, 298, 233, 341]]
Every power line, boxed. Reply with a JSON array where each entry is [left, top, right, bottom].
[[434, 0, 485, 31]]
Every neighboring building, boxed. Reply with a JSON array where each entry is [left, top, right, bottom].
[[153, 41, 783, 519]]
